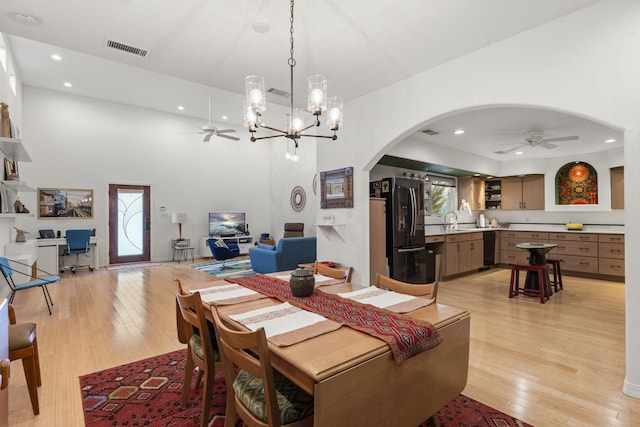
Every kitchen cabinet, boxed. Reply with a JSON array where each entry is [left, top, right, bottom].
[[499, 230, 549, 264], [484, 179, 502, 210], [458, 177, 485, 210], [548, 232, 598, 274], [610, 167, 624, 209], [444, 232, 483, 276], [501, 175, 544, 210], [369, 198, 387, 283], [598, 234, 624, 277]]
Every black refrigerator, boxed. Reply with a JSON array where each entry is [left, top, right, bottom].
[[381, 177, 428, 283]]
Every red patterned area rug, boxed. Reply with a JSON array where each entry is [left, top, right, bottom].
[[79, 349, 532, 427]]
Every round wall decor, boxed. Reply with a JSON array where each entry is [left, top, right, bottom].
[[290, 186, 306, 212]]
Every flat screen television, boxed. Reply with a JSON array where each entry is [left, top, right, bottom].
[[209, 212, 246, 236]]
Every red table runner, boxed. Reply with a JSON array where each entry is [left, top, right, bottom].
[[228, 275, 442, 365]]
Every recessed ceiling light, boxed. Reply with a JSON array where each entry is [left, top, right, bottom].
[[63, 82, 72, 88], [252, 21, 270, 33], [454, 129, 465, 135], [221, 115, 228, 120], [515, 151, 524, 155], [605, 138, 616, 143], [51, 54, 62, 61], [177, 105, 184, 111]]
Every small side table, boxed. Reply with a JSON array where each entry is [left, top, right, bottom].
[[172, 239, 195, 263]]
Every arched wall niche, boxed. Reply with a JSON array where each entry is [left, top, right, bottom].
[[554, 161, 599, 205]]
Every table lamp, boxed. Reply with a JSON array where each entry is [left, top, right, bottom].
[[172, 212, 187, 240]]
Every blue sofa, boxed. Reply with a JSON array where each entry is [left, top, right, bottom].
[[249, 236, 317, 274]]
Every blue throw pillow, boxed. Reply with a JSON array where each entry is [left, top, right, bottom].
[[257, 242, 275, 250]]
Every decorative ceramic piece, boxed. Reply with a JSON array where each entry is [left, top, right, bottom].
[[290, 186, 306, 212], [289, 267, 315, 297]]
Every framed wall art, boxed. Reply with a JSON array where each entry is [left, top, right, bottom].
[[38, 188, 94, 218], [320, 167, 353, 209]]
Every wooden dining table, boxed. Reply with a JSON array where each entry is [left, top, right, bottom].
[[181, 273, 471, 427]]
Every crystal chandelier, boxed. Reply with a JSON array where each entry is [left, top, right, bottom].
[[244, 0, 343, 151]]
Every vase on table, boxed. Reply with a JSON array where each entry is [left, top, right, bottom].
[[289, 268, 315, 297]]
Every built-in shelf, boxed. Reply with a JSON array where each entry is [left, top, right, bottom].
[[0, 137, 31, 162], [315, 223, 347, 242], [1, 180, 34, 192], [0, 213, 34, 218]]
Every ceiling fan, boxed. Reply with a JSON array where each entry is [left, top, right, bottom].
[[494, 130, 578, 154], [182, 89, 239, 142]]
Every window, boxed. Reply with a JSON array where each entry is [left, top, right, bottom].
[[426, 176, 457, 216]]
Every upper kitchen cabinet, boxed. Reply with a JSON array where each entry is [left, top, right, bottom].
[[610, 167, 623, 209], [457, 176, 485, 211], [501, 175, 544, 210]]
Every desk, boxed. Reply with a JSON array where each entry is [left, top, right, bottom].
[[36, 237, 99, 273], [185, 276, 470, 426], [516, 242, 557, 295]]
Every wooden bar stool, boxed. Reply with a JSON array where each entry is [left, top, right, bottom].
[[508, 263, 550, 304], [546, 258, 563, 292]]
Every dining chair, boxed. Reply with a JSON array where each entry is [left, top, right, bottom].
[[209, 305, 314, 427], [313, 261, 353, 283], [0, 257, 59, 315], [61, 229, 93, 273], [175, 279, 221, 427], [375, 273, 438, 300], [8, 303, 41, 415]]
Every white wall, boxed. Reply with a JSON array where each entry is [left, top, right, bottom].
[[14, 87, 273, 264], [316, 0, 640, 397]]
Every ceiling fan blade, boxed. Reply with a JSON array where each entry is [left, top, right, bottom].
[[203, 133, 213, 142], [538, 142, 558, 149], [217, 133, 240, 141], [494, 144, 526, 154], [541, 135, 578, 143], [214, 129, 236, 134]]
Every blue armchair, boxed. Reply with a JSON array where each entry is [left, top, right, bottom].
[[249, 236, 316, 274], [207, 238, 240, 269]]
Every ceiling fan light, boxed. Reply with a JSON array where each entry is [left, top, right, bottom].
[[327, 97, 343, 130], [307, 75, 327, 115]]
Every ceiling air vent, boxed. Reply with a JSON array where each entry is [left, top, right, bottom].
[[105, 39, 149, 57], [421, 128, 440, 136], [267, 88, 290, 98]]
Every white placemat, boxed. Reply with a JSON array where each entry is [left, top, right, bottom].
[[191, 283, 267, 305], [229, 302, 342, 346], [338, 287, 434, 313]]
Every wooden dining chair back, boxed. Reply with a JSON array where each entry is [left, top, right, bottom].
[[313, 261, 353, 283], [175, 279, 220, 427], [210, 305, 314, 427], [375, 273, 438, 300], [8, 303, 41, 415]]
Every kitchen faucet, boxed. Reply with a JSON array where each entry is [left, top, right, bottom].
[[442, 211, 458, 231]]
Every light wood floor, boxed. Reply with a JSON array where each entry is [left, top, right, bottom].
[[6, 262, 640, 426]]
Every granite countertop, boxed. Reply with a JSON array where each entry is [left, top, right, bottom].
[[425, 225, 625, 236]]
